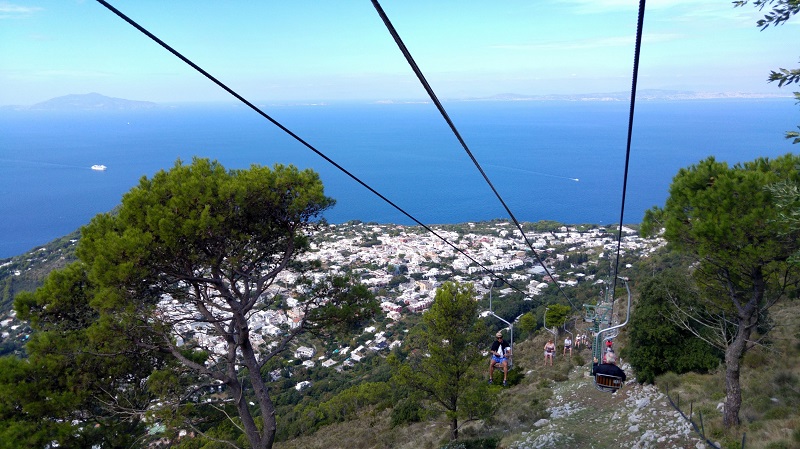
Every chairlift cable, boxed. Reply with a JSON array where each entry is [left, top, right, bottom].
[[610, 0, 646, 308], [371, 0, 576, 309], [95, 0, 641, 317], [93, 0, 525, 299], [592, 0, 646, 393]]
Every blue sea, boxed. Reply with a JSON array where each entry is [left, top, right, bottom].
[[1, 98, 797, 259]]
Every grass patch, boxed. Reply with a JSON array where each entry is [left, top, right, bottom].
[[655, 371, 681, 391], [438, 437, 499, 449]]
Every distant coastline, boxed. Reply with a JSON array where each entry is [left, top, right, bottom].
[[451, 89, 793, 103], [1, 89, 793, 110]]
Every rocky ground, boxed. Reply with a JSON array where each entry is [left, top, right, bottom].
[[505, 363, 710, 449]]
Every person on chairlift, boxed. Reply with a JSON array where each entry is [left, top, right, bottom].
[[543, 339, 556, 366], [593, 351, 626, 382], [489, 331, 511, 386]]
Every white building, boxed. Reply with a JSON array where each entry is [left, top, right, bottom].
[[295, 346, 315, 359]]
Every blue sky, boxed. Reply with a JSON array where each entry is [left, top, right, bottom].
[[1, 0, 797, 105]]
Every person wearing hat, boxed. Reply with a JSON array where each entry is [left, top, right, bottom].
[[489, 331, 511, 386]]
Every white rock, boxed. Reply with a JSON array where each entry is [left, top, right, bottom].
[[534, 418, 550, 427]]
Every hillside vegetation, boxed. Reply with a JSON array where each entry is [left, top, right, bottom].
[[3, 233, 798, 448], [274, 292, 800, 449], [0, 231, 78, 356]]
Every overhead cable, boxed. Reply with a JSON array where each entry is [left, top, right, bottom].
[[371, 0, 576, 308], [610, 0, 646, 307], [93, 0, 531, 299]]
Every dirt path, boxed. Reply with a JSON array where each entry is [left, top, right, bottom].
[[505, 364, 706, 449]]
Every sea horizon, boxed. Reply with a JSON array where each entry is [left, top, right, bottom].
[[1, 98, 797, 259]]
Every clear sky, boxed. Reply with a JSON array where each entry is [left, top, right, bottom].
[[1, 0, 797, 105]]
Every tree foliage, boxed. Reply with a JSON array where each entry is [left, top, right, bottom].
[[390, 281, 493, 441], [518, 312, 537, 335], [543, 304, 571, 329], [3, 262, 157, 448], [642, 154, 800, 427], [6, 158, 377, 448], [627, 268, 723, 384], [277, 381, 393, 440], [768, 179, 800, 264]]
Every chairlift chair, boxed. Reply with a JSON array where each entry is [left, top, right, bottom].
[[594, 372, 624, 392], [590, 277, 631, 393]]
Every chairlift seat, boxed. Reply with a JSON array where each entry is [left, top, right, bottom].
[[594, 373, 624, 392], [491, 357, 512, 369]]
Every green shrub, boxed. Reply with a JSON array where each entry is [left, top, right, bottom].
[[747, 395, 774, 413], [390, 397, 422, 427], [490, 365, 524, 385], [742, 349, 768, 369], [718, 437, 742, 449], [655, 372, 681, 391], [763, 406, 792, 420], [709, 425, 726, 440], [504, 366, 524, 386], [764, 442, 789, 449], [627, 270, 723, 383], [773, 371, 800, 403]]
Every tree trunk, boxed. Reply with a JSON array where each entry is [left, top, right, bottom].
[[244, 343, 277, 449], [238, 315, 277, 449], [229, 377, 265, 448], [450, 416, 458, 441], [723, 305, 758, 428], [723, 340, 744, 427]]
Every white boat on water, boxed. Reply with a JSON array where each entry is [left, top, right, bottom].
[[91, 164, 107, 171]]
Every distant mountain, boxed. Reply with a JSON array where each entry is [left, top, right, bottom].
[[27, 92, 158, 111]]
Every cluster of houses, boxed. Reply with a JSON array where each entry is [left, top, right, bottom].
[[0, 221, 665, 383], [252, 221, 663, 388], [302, 221, 662, 318]]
